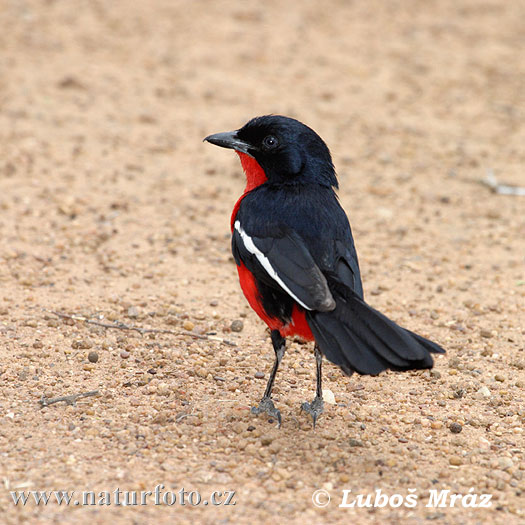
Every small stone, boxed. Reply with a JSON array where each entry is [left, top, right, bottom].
[[476, 386, 491, 398], [449, 455, 463, 466], [254, 371, 265, 379], [498, 457, 514, 470], [261, 436, 273, 446], [431, 421, 443, 430], [230, 320, 244, 332], [83, 363, 94, 371], [494, 374, 505, 382], [157, 382, 170, 396], [127, 306, 139, 318], [453, 388, 465, 399], [57, 76, 85, 90], [33, 340, 44, 349], [72, 339, 93, 349], [233, 422, 244, 434], [480, 329, 493, 338], [448, 357, 461, 369], [120, 350, 130, 359], [182, 320, 195, 331], [478, 437, 490, 450], [349, 438, 364, 447], [449, 422, 462, 434], [87, 351, 99, 363], [322, 389, 336, 405]]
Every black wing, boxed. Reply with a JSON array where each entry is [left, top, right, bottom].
[[232, 221, 335, 312], [331, 239, 363, 299]]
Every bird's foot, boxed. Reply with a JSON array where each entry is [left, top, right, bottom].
[[251, 396, 282, 427], [301, 396, 324, 428]]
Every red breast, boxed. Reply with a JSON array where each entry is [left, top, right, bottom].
[[230, 152, 268, 231]]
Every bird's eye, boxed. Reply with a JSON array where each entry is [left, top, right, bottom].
[[262, 135, 279, 150]]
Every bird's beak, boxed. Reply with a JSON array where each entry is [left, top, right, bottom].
[[204, 130, 254, 156]]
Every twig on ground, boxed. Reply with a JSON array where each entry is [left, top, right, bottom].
[[39, 390, 99, 407], [175, 410, 197, 423], [481, 170, 525, 196], [44, 309, 237, 346]]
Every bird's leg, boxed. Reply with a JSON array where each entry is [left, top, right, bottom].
[[301, 344, 324, 428], [251, 330, 285, 427]]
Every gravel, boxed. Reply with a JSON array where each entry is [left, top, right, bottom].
[[449, 422, 463, 434], [87, 351, 99, 363], [230, 319, 244, 332]]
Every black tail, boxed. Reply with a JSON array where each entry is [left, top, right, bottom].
[[306, 290, 445, 376]]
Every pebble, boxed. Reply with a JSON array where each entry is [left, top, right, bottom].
[[157, 382, 170, 396], [476, 386, 491, 398], [232, 422, 244, 434], [498, 457, 514, 470], [431, 421, 443, 429], [87, 351, 99, 363], [495, 374, 505, 382], [183, 320, 195, 331], [449, 455, 463, 466], [453, 388, 465, 399], [480, 329, 493, 338], [254, 371, 265, 379], [72, 339, 93, 349], [323, 389, 336, 405], [349, 438, 364, 447], [120, 350, 130, 359], [230, 320, 244, 332], [127, 306, 139, 318], [448, 357, 461, 369], [449, 422, 462, 434], [478, 437, 490, 450]]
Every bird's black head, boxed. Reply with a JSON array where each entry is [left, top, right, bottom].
[[204, 115, 338, 189]]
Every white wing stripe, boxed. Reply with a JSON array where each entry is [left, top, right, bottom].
[[234, 220, 312, 311]]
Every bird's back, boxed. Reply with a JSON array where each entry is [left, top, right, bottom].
[[235, 182, 363, 298]]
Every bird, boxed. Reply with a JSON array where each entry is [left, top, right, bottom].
[[204, 115, 445, 427]]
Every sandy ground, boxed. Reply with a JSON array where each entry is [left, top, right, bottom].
[[0, 1, 524, 524]]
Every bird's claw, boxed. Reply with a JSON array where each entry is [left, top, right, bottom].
[[251, 396, 282, 427], [301, 396, 324, 428]]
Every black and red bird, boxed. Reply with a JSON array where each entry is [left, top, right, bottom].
[[205, 115, 445, 427]]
